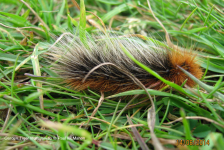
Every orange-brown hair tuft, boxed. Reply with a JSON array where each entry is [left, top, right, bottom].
[[167, 50, 203, 87]]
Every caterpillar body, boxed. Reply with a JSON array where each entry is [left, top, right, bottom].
[[47, 32, 203, 94]]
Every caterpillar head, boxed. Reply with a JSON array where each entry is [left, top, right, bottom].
[[167, 50, 203, 87]]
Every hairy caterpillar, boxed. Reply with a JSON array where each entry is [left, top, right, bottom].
[[45, 31, 203, 94]]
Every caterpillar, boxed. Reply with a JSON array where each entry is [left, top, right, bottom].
[[45, 31, 203, 94]]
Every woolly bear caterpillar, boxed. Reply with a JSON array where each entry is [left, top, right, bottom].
[[46, 31, 203, 94]]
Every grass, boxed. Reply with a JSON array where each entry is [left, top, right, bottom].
[[0, 0, 224, 149]]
